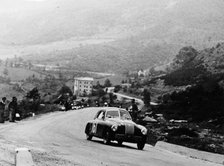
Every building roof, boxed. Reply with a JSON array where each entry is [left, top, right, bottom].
[[74, 77, 94, 81]]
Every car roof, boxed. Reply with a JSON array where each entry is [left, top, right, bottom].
[[101, 107, 125, 111]]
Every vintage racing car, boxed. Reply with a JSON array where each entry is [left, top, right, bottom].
[[85, 107, 147, 150]]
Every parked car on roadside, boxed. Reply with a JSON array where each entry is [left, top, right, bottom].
[[85, 107, 148, 150], [58, 104, 66, 111]]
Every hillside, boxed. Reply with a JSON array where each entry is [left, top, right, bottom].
[[1, 0, 224, 72], [164, 42, 224, 86], [144, 43, 224, 154]]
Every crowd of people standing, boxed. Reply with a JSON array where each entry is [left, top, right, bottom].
[[0, 96, 19, 123]]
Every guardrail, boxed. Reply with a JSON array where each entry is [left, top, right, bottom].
[[15, 148, 36, 166]]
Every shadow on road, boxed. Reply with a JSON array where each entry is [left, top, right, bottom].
[[90, 139, 137, 150]]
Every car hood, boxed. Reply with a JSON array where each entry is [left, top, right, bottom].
[[106, 118, 143, 129], [106, 118, 147, 135]]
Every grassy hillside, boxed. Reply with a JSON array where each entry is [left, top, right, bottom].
[[1, 0, 224, 72], [0, 83, 24, 100], [150, 43, 224, 122], [0, 66, 42, 82], [0, 66, 44, 100]]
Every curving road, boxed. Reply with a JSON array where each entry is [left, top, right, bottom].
[[0, 107, 220, 166], [112, 92, 145, 110]]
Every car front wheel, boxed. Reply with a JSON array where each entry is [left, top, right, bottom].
[[137, 142, 145, 150], [86, 133, 93, 140], [103, 131, 111, 144], [117, 140, 123, 146]]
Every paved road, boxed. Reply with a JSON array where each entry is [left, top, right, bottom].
[[113, 92, 145, 109], [0, 107, 220, 166]]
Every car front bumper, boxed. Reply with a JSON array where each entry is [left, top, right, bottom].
[[114, 134, 146, 143]]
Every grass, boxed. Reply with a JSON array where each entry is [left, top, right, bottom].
[[0, 83, 24, 100], [0, 66, 43, 81], [0, 66, 44, 100], [94, 74, 126, 86]]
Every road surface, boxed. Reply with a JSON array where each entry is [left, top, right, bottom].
[[0, 107, 220, 166], [113, 92, 145, 109]]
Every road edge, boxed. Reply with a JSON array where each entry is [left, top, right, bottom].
[[155, 141, 224, 165]]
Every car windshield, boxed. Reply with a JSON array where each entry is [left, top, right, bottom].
[[106, 110, 119, 118], [120, 110, 132, 120]]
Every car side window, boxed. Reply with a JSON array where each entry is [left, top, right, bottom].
[[94, 110, 102, 119], [97, 111, 105, 120]]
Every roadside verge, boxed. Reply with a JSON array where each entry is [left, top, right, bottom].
[[155, 141, 224, 165]]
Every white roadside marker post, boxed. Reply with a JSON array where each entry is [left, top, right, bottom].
[[15, 148, 36, 166]]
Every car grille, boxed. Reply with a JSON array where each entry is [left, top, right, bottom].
[[116, 126, 125, 134], [116, 125, 143, 136], [125, 124, 134, 135]]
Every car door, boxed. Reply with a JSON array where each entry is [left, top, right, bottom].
[[91, 110, 105, 138]]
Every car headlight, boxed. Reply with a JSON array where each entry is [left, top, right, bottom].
[[141, 128, 147, 135], [111, 125, 118, 131]]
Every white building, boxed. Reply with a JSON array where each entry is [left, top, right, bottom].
[[74, 77, 94, 96], [138, 69, 149, 77]]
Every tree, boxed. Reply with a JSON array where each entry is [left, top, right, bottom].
[[142, 89, 151, 106], [95, 81, 102, 89], [26, 87, 40, 100], [72, 95, 77, 100], [104, 79, 112, 87], [123, 86, 127, 92], [3, 68, 8, 77], [5, 58, 8, 67], [58, 85, 73, 96], [83, 89, 87, 97], [97, 88, 106, 97], [58, 71, 64, 80], [109, 93, 114, 104], [26, 87, 41, 112], [114, 85, 121, 92], [18, 57, 23, 62]]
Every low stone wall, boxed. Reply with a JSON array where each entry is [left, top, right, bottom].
[[155, 141, 224, 165]]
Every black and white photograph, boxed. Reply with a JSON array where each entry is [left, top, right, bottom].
[[0, 0, 223, 165]]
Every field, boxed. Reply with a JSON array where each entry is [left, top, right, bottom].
[[0, 66, 43, 82], [0, 66, 44, 100], [94, 74, 126, 86], [0, 84, 24, 100]]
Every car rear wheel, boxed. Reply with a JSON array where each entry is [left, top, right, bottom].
[[137, 142, 145, 150], [103, 131, 111, 144]]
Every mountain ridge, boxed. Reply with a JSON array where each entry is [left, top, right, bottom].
[[1, 0, 224, 72]]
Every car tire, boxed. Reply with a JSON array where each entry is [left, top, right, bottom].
[[117, 140, 123, 146], [86, 124, 93, 140], [137, 142, 145, 150], [103, 131, 111, 145], [86, 133, 93, 140]]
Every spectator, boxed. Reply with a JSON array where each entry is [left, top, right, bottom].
[[104, 102, 108, 107], [0, 97, 6, 123], [95, 101, 99, 107], [8, 97, 18, 122], [64, 99, 70, 111], [131, 99, 138, 122]]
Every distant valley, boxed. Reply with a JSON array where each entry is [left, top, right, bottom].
[[1, 0, 224, 73]]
